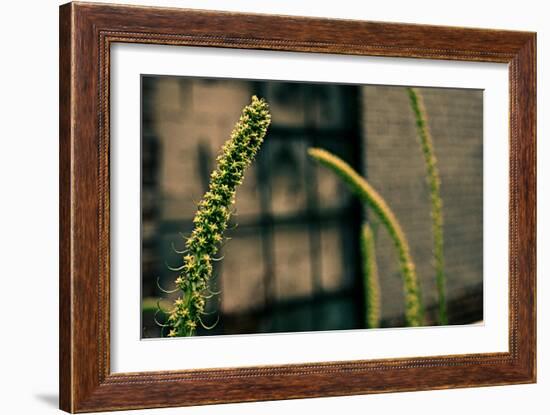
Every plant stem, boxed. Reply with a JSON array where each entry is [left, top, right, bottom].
[[308, 148, 424, 327], [407, 88, 448, 325], [361, 223, 381, 328]]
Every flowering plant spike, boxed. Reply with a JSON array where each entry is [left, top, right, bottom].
[[361, 223, 381, 328], [161, 96, 271, 337], [407, 88, 448, 325], [308, 148, 424, 327]]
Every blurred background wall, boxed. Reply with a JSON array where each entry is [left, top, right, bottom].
[[361, 86, 483, 326], [141, 76, 483, 337]]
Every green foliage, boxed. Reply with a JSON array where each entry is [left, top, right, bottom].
[[308, 148, 424, 327], [407, 88, 448, 325], [361, 223, 381, 328], [163, 96, 271, 337]]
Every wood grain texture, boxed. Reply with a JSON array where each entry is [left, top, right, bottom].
[[59, 2, 536, 412], [59, 3, 73, 411]]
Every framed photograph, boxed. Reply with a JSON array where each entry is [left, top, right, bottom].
[[59, 2, 536, 412]]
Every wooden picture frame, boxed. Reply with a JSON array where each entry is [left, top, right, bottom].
[[59, 2, 536, 412]]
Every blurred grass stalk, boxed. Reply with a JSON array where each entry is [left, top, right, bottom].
[[361, 223, 381, 328], [308, 148, 424, 327], [407, 88, 448, 325]]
